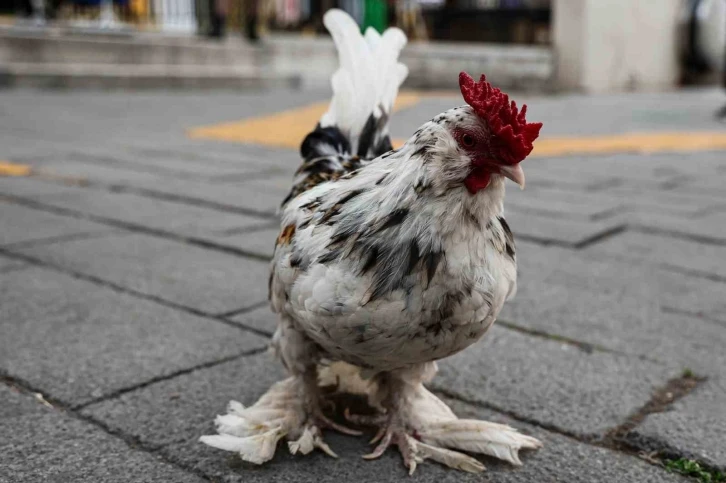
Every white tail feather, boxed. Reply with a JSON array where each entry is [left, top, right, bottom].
[[320, 9, 408, 152]]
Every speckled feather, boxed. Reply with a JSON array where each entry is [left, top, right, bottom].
[[270, 106, 518, 372]]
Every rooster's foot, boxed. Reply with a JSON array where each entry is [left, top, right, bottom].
[[200, 377, 360, 464], [348, 384, 542, 474]]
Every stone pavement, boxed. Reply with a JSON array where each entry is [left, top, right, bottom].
[[1, 86, 725, 483]]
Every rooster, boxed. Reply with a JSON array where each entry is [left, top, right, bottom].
[[201, 9, 543, 474]]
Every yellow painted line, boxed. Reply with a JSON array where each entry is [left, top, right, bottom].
[[374, 132, 726, 155], [0, 161, 32, 177], [188, 92, 422, 149], [189, 89, 726, 157], [530, 132, 726, 158]]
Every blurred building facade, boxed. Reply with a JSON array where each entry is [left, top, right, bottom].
[[0, 0, 724, 92]]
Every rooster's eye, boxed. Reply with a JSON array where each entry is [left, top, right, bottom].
[[462, 134, 475, 148]]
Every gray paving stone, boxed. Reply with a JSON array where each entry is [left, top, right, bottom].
[[82, 352, 684, 483], [163, 412, 686, 483], [628, 377, 726, 471], [505, 210, 621, 246], [500, 241, 726, 374], [0, 266, 267, 406], [16, 232, 269, 314], [128, 176, 287, 216], [10, 144, 275, 181], [82, 351, 285, 448], [120, 146, 286, 175], [0, 200, 112, 246], [229, 305, 277, 334], [0, 254, 27, 273], [33, 159, 184, 185], [83, 327, 673, 450], [591, 231, 726, 280], [27, 182, 266, 237], [629, 211, 726, 244], [0, 385, 205, 483], [0, 384, 47, 419], [213, 227, 278, 259], [434, 326, 675, 438], [0, 175, 79, 198], [505, 189, 622, 220]]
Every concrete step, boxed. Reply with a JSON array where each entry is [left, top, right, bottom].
[[0, 62, 301, 90], [0, 25, 554, 90]]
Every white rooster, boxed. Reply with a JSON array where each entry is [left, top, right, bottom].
[[201, 9, 543, 474]]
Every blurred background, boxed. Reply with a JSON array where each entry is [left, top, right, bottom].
[[2, 2, 726, 482], [0, 0, 724, 95]]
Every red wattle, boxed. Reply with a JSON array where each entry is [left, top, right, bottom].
[[464, 168, 491, 194]]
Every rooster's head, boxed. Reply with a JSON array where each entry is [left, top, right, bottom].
[[444, 72, 542, 194]]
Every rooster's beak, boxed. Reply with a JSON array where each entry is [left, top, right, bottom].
[[499, 164, 526, 189]]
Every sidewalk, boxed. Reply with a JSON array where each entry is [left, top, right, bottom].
[[1, 86, 725, 482]]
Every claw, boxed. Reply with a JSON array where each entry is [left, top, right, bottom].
[[369, 426, 386, 444], [363, 430, 393, 460], [316, 411, 362, 436], [315, 436, 339, 458]]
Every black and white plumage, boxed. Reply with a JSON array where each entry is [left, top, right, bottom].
[[201, 9, 542, 473]]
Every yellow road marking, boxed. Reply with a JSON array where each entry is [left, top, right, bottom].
[[377, 132, 726, 155], [188, 92, 422, 149], [0, 161, 32, 177], [530, 132, 726, 158], [189, 90, 726, 157]]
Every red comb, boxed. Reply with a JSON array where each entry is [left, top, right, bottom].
[[459, 72, 542, 164]]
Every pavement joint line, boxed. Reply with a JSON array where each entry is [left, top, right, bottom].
[[213, 220, 281, 237], [584, 177, 625, 192], [0, 373, 215, 483], [5, 185, 632, 258], [633, 224, 726, 248], [204, 167, 292, 184], [662, 306, 726, 329], [0, 338, 700, 482], [105, 182, 278, 219], [0, 228, 122, 251], [514, 223, 628, 250], [433, 378, 703, 479], [0, 245, 273, 340], [430, 386, 607, 448], [46, 150, 278, 183], [215, 300, 270, 319], [124, 145, 284, 169], [35, 151, 219, 182], [75, 347, 269, 411], [589, 205, 628, 222], [571, 223, 629, 249], [598, 371, 707, 470], [662, 264, 726, 285], [0, 192, 274, 262], [494, 319, 662, 363], [27, 170, 278, 220]]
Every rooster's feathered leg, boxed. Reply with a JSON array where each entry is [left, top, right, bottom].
[[200, 319, 360, 463], [343, 363, 541, 474]]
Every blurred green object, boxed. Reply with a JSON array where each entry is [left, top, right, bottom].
[[363, 0, 387, 33]]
